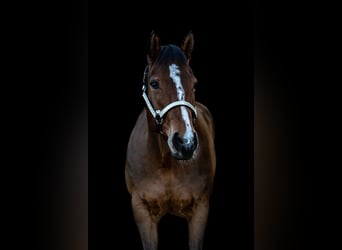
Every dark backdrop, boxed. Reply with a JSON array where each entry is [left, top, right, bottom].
[[14, 2, 253, 250], [90, 6, 253, 250], [5, 1, 315, 250]]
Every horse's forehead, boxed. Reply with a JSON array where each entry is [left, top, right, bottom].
[[152, 62, 192, 79]]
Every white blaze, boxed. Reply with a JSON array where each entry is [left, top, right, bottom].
[[169, 64, 193, 144]]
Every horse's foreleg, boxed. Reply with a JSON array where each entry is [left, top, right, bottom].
[[188, 200, 209, 250], [131, 195, 159, 250]]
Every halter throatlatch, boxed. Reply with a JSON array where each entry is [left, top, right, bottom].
[[141, 66, 198, 128]]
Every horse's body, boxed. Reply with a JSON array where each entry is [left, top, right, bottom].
[[125, 31, 216, 250]]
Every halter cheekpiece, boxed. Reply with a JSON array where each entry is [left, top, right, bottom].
[[141, 66, 198, 130]]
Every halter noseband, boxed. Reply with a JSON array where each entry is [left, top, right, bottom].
[[141, 66, 198, 128]]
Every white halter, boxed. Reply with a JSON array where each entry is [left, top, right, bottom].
[[141, 66, 197, 125]]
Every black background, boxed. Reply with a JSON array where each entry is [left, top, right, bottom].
[[7, 2, 254, 250], [6, 1, 315, 250], [90, 6, 253, 250], [254, 2, 314, 250]]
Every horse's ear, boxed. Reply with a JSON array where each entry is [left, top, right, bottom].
[[181, 31, 194, 62], [147, 30, 161, 65]]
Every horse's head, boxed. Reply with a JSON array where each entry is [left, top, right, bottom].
[[142, 31, 198, 160]]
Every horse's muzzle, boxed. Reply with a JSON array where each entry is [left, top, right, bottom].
[[171, 132, 198, 160]]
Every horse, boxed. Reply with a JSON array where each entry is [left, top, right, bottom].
[[125, 31, 216, 250]]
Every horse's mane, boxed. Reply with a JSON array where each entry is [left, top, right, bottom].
[[154, 45, 187, 65]]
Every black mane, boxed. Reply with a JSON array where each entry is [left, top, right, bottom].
[[154, 44, 187, 65]]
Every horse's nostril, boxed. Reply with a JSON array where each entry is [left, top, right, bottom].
[[172, 132, 198, 152], [172, 133, 183, 151]]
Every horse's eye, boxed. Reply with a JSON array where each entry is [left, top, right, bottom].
[[150, 80, 159, 89]]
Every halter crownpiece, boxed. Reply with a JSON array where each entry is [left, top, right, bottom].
[[141, 66, 197, 126]]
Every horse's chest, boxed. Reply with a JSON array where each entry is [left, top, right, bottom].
[[139, 171, 207, 219], [144, 168, 205, 196], [141, 188, 197, 220]]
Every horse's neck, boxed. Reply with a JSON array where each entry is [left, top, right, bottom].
[[136, 113, 170, 166], [147, 127, 170, 161]]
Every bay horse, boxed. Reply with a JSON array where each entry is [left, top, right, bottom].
[[125, 31, 216, 250]]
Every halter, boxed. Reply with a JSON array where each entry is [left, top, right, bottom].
[[141, 66, 198, 128]]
